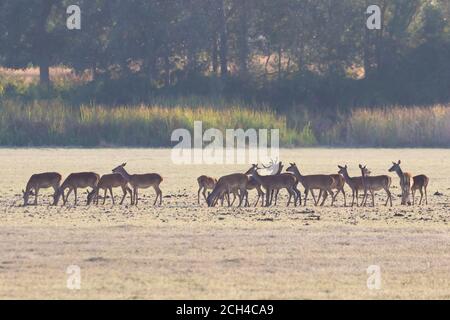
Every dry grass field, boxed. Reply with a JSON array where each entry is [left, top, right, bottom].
[[0, 148, 449, 299]]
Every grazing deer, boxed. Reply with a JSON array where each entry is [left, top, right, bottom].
[[287, 163, 334, 206], [388, 160, 412, 205], [112, 163, 163, 206], [206, 173, 249, 207], [248, 164, 299, 207], [22, 172, 62, 206], [359, 164, 393, 207], [411, 175, 429, 205], [55, 172, 100, 206], [197, 175, 217, 204], [337, 165, 366, 207], [87, 173, 133, 205]]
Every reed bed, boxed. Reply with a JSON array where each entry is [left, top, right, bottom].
[[0, 99, 449, 147], [0, 100, 306, 147], [331, 105, 450, 147]]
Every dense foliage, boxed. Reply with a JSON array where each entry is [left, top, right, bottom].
[[0, 0, 449, 111]]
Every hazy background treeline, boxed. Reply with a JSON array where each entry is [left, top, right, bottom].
[[0, 0, 449, 147]]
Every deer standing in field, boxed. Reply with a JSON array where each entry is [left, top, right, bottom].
[[55, 172, 100, 206], [359, 164, 393, 207], [287, 163, 335, 206], [411, 175, 429, 205], [312, 174, 346, 206], [247, 164, 299, 207], [197, 175, 217, 204], [388, 160, 412, 205], [112, 163, 163, 206], [337, 165, 366, 207], [22, 172, 62, 206], [87, 173, 133, 205], [243, 161, 284, 207], [206, 173, 249, 207]]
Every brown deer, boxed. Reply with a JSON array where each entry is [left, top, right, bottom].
[[206, 173, 249, 207], [248, 164, 299, 207], [359, 164, 393, 207], [337, 165, 366, 207], [411, 175, 429, 205], [22, 172, 62, 206], [87, 173, 133, 205], [197, 175, 217, 204], [312, 174, 346, 206], [287, 163, 334, 206], [55, 172, 100, 206], [112, 163, 163, 206], [388, 161, 412, 205], [244, 161, 284, 207]]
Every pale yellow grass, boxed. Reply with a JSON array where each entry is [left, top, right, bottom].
[[0, 148, 449, 299]]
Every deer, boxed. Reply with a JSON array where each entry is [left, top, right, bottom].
[[223, 160, 283, 207], [22, 172, 62, 206], [359, 164, 393, 207], [206, 173, 249, 207], [54, 172, 100, 206], [197, 175, 217, 204], [286, 163, 334, 206], [243, 161, 284, 207], [112, 163, 163, 206], [311, 174, 346, 206], [87, 173, 133, 205], [247, 164, 299, 207], [388, 160, 412, 205], [411, 175, 429, 205], [337, 165, 366, 207]]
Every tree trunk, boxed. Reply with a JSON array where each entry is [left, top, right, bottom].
[[237, 0, 249, 77], [36, 0, 55, 87], [218, 0, 228, 78], [39, 61, 50, 89], [212, 33, 219, 74]]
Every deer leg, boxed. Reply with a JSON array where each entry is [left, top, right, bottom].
[[254, 189, 261, 207], [328, 189, 335, 206], [134, 188, 139, 205], [320, 190, 328, 206], [202, 189, 208, 203], [197, 187, 202, 204], [120, 187, 126, 205], [286, 188, 292, 207], [34, 188, 39, 205], [293, 185, 301, 206], [311, 190, 318, 206], [371, 190, 375, 207], [342, 188, 347, 207], [425, 186, 428, 205], [419, 188, 424, 205], [109, 188, 114, 205], [154, 186, 162, 206], [74, 188, 78, 206], [65, 188, 73, 205], [304, 189, 310, 206], [384, 188, 392, 207]]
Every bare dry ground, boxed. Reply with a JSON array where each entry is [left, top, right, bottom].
[[0, 148, 449, 299]]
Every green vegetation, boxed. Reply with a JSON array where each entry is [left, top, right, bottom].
[[329, 105, 450, 147], [1, 99, 449, 147], [0, 99, 309, 147]]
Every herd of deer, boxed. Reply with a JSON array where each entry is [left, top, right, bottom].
[[21, 160, 429, 208], [200, 160, 429, 208], [22, 163, 163, 207]]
